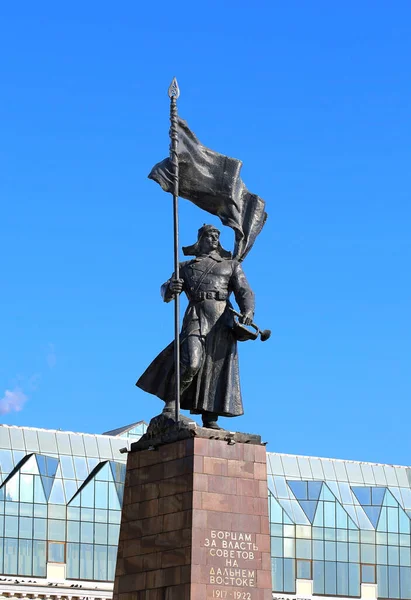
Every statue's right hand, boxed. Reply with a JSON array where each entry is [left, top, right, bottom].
[[169, 278, 184, 294]]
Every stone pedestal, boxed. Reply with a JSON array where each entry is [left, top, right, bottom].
[[113, 425, 272, 600]]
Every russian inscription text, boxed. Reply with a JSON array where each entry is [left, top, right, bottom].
[[203, 529, 260, 598]]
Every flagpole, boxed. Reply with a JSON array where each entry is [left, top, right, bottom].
[[168, 77, 180, 424]]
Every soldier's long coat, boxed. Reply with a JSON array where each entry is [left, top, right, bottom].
[[136, 251, 255, 417]]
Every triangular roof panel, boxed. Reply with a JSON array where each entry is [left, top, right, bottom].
[[102, 421, 147, 437]]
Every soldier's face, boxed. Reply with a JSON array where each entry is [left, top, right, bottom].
[[200, 230, 219, 254]]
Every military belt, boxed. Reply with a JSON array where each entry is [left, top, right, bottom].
[[192, 291, 228, 302]]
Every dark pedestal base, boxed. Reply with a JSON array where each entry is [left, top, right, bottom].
[[113, 424, 272, 600]]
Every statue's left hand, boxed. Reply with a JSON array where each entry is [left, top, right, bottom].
[[240, 311, 253, 326]]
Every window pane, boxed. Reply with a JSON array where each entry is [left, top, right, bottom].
[[34, 518, 47, 540], [4, 538, 18, 574], [70, 434, 86, 457], [337, 562, 349, 595], [271, 556, 283, 591], [96, 437, 112, 460], [18, 539, 32, 575], [80, 543, 94, 579], [48, 542, 65, 563], [313, 560, 324, 594], [60, 455, 76, 479], [95, 508, 108, 523], [33, 503, 47, 517], [283, 538, 295, 558], [283, 558, 295, 593], [325, 541, 336, 561], [95, 523, 108, 545], [377, 565, 388, 597], [19, 502, 33, 517], [34, 476, 47, 503], [19, 475, 34, 503], [377, 544, 388, 565], [74, 457, 89, 481], [361, 564, 376, 583], [400, 547, 411, 567], [96, 463, 110, 481], [0, 428, 11, 449], [324, 561, 337, 595], [389, 546, 400, 566], [107, 545, 118, 581], [49, 504, 66, 520], [5, 515, 18, 537], [22, 430, 39, 453], [49, 479, 66, 504], [81, 521, 93, 543], [108, 524, 120, 546], [0, 450, 14, 474], [67, 543, 80, 579], [95, 481, 108, 509], [48, 519, 65, 541], [87, 456, 100, 472], [313, 540, 324, 560], [94, 544, 108, 580], [9, 428, 25, 451], [5, 502, 18, 516], [296, 559, 311, 579], [337, 541, 348, 561], [349, 563, 360, 596], [67, 520, 80, 542], [296, 539, 311, 559], [388, 507, 399, 533], [400, 566, 411, 599], [37, 430, 58, 454], [389, 565, 400, 598], [324, 502, 335, 527], [5, 476, 19, 502], [108, 510, 121, 524], [81, 507, 94, 521], [271, 536, 283, 557], [64, 480, 78, 504], [68, 506, 80, 520], [19, 517, 33, 538], [80, 482, 94, 508], [56, 432, 72, 454], [84, 436, 99, 458], [108, 483, 120, 510], [361, 543, 375, 563]]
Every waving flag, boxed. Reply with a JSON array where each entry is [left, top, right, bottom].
[[148, 117, 267, 261]]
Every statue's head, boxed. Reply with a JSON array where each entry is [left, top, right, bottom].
[[182, 224, 231, 259]]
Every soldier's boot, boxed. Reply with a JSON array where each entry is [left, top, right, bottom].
[[162, 371, 194, 417], [202, 411, 222, 430]]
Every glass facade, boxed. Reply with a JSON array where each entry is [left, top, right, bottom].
[[0, 422, 146, 582], [2, 421, 410, 600], [268, 452, 411, 599]]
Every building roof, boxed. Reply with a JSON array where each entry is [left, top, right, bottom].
[[102, 420, 147, 437]]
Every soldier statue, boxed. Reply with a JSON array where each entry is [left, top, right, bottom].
[[136, 224, 255, 429]]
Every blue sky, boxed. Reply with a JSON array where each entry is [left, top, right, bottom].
[[1, 2, 410, 465]]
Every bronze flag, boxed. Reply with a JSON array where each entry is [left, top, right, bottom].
[[148, 117, 267, 261]]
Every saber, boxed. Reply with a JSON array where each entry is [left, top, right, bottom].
[[229, 308, 271, 342]]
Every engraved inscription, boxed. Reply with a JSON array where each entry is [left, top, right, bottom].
[[203, 529, 259, 591]]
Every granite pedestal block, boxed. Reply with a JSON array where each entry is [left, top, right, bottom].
[[113, 425, 272, 600]]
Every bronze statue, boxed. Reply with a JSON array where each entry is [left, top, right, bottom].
[[137, 80, 268, 431], [137, 224, 255, 429]]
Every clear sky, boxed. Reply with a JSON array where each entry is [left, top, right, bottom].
[[1, 2, 410, 466]]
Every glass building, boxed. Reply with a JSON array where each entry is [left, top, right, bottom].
[[0, 421, 147, 600], [268, 452, 411, 599], [0, 422, 409, 600]]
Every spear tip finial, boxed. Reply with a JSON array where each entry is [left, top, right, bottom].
[[168, 77, 180, 99]]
